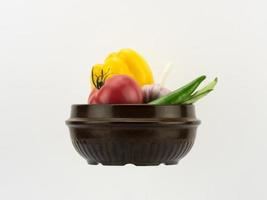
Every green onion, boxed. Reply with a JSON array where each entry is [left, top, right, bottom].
[[148, 75, 206, 105], [183, 78, 218, 104]]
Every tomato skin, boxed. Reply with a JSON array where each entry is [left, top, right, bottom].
[[88, 75, 143, 104], [88, 89, 98, 104]]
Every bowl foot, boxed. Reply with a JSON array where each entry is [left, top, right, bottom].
[[165, 160, 179, 165], [101, 162, 127, 166], [87, 160, 98, 165], [100, 162, 161, 166], [86, 161, 179, 166]]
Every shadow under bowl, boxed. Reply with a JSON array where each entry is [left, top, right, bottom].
[[66, 104, 200, 166]]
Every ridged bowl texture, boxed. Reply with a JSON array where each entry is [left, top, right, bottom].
[[66, 104, 200, 166]]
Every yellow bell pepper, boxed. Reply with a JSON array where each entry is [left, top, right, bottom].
[[91, 48, 154, 88]]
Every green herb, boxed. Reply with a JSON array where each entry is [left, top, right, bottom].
[[183, 78, 218, 104], [148, 75, 206, 105]]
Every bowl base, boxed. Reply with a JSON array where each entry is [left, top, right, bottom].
[[165, 160, 179, 165], [87, 160, 99, 165], [86, 160, 180, 166]]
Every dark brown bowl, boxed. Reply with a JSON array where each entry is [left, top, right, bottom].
[[66, 104, 200, 166]]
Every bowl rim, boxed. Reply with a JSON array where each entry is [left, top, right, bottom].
[[66, 104, 200, 126]]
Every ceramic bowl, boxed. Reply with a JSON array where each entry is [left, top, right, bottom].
[[66, 104, 200, 166]]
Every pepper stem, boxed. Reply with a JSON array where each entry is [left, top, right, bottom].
[[91, 67, 111, 89]]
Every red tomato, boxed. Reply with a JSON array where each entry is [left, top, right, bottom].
[[88, 75, 143, 104], [88, 89, 98, 104]]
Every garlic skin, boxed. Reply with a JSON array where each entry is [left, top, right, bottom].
[[142, 84, 171, 103]]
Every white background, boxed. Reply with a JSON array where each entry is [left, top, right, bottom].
[[1, 0, 267, 200]]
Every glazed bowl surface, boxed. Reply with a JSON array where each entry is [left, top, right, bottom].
[[66, 104, 200, 166]]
